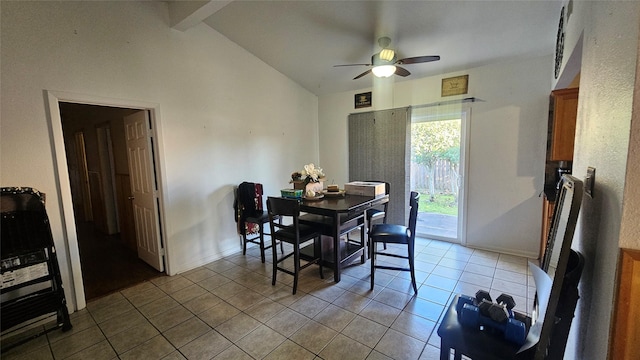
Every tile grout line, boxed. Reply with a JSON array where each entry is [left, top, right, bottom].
[[4, 238, 536, 360]]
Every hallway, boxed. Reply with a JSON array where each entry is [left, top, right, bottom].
[[76, 222, 163, 301]]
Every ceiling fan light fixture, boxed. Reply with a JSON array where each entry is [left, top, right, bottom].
[[372, 65, 396, 78], [335, 36, 440, 80], [379, 48, 395, 62]]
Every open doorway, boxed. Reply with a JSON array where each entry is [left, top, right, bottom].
[[59, 103, 164, 301], [411, 104, 469, 244]]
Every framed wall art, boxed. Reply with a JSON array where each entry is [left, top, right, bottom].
[[355, 92, 372, 108], [441, 75, 469, 97]]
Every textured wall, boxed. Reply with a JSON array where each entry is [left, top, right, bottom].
[[1, 1, 319, 309], [562, 1, 640, 359]]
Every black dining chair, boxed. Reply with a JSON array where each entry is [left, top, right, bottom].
[[234, 182, 283, 263], [369, 191, 419, 294], [345, 181, 389, 258], [267, 196, 324, 295]]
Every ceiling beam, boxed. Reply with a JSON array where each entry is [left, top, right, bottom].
[[168, 0, 234, 32]]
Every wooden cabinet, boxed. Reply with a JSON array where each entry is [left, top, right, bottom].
[[541, 87, 578, 259], [610, 249, 640, 359], [540, 197, 555, 258], [548, 88, 579, 161]]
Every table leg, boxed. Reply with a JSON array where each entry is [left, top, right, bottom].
[[440, 340, 462, 360], [333, 212, 340, 283], [360, 214, 366, 264], [440, 339, 448, 360]]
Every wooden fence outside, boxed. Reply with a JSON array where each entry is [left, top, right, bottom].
[[411, 160, 460, 195]]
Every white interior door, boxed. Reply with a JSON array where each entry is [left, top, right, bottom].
[[124, 111, 164, 271]]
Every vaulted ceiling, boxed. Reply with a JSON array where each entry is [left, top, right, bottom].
[[167, 1, 561, 96]]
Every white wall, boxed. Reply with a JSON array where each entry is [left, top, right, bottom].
[[0, 1, 319, 310], [559, 1, 640, 359], [621, 36, 640, 251], [319, 56, 552, 257]]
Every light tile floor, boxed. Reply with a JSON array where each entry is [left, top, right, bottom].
[[1, 238, 537, 360]]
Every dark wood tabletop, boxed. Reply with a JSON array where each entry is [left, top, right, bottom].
[[301, 194, 388, 213]]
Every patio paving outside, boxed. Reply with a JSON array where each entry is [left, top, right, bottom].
[[416, 212, 457, 239]]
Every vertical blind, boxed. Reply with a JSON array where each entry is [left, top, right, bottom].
[[348, 107, 410, 224]]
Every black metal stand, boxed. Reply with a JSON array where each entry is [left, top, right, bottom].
[[1, 188, 72, 352]]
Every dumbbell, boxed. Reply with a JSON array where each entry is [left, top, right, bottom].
[[458, 291, 527, 345], [487, 293, 517, 323], [475, 289, 492, 303], [475, 290, 493, 317]]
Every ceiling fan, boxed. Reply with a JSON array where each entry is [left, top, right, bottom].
[[334, 37, 440, 80]]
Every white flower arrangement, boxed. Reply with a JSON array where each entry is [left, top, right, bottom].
[[290, 163, 325, 184]]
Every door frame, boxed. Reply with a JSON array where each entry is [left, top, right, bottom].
[[459, 108, 470, 246], [46, 90, 170, 311], [410, 105, 470, 245]]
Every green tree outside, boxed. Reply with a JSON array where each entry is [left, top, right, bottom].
[[411, 120, 461, 211]]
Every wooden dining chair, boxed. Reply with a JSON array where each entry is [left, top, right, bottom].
[[369, 191, 419, 294], [267, 196, 324, 295]]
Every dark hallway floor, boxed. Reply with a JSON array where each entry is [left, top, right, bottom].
[[76, 222, 164, 301]]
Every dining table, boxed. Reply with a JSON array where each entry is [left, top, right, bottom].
[[298, 193, 389, 283]]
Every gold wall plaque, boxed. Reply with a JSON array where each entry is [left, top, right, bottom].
[[441, 75, 469, 97]]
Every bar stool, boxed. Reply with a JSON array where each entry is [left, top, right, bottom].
[[267, 196, 324, 295], [365, 181, 390, 255], [369, 191, 419, 294], [234, 182, 282, 263]]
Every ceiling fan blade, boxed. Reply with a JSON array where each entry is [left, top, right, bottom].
[[395, 66, 411, 77], [397, 55, 440, 65], [353, 69, 372, 80], [333, 63, 372, 67]]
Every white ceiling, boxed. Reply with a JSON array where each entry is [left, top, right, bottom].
[[171, 1, 562, 96]]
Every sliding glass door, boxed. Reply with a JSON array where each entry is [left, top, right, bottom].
[[411, 106, 469, 243]]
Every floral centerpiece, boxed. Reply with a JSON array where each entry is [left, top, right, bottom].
[[290, 163, 325, 195]]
